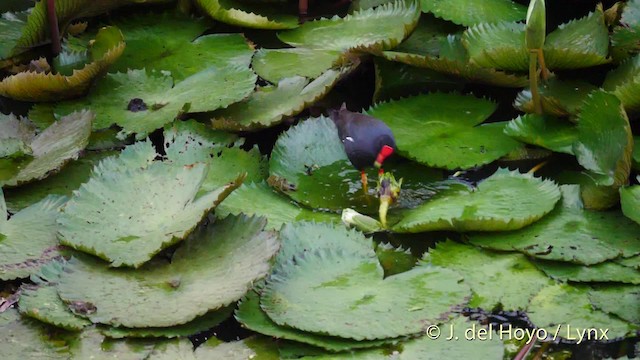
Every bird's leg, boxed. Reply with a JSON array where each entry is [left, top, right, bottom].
[[361, 170, 368, 194]]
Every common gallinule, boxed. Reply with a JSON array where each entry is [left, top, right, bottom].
[[329, 103, 396, 193]]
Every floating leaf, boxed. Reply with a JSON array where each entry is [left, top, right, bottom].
[[194, 0, 298, 29], [211, 70, 346, 132], [375, 242, 416, 276], [0, 10, 29, 60], [236, 289, 390, 352], [261, 247, 469, 340], [278, 0, 420, 51], [194, 336, 280, 359], [58, 141, 242, 267], [573, 90, 632, 187], [504, 114, 577, 154], [611, 0, 640, 61], [527, 284, 634, 340], [57, 215, 278, 327], [392, 168, 560, 233], [1, 110, 93, 187], [470, 186, 640, 265], [0, 26, 125, 102], [110, 13, 254, 81], [420, 0, 525, 26], [555, 171, 620, 210], [368, 93, 520, 169], [589, 285, 640, 325], [216, 182, 340, 230], [101, 306, 234, 339], [0, 193, 66, 280], [514, 79, 598, 116], [0, 309, 67, 358], [54, 66, 256, 138], [621, 185, 640, 225], [3, 151, 115, 212], [18, 261, 91, 331], [423, 240, 551, 310], [534, 259, 640, 284], [603, 54, 640, 112], [252, 48, 343, 83], [462, 22, 528, 71]]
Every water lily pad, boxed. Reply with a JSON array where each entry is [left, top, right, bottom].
[[514, 79, 598, 116], [0, 309, 67, 358], [603, 54, 640, 112], [588, 285, 640, 325], [194, 0, 298, 29], [611, 0, 640, 61], [555, 171, 620, 211], [527, 284, 634, 340], [573, 90, 632, 187], [236, 289, 390, 352], [470, 186, 640, 265], [211, 70, 346, 132], [57, 215, 278, 327], [367, 93, 520, 169], [18, 261, 91, 331], [148, 338, 196, 359], [3, 151, 115, 212], [620, 185, 640, 225], [375, 242, 416, 276], [0, 10, 29, 60], [423, 240, 551, 310], [0, 193, 66, 280], [1, 110, 93, 187], [617, 255, 640, 269], [278, 0, 420, 51], [58, 141, 242, 267], [194, 336, 280, 359], [504, 114, 577, 154], [101, 306, 234, 338], [54, 66, 257, 138], [261, 247, 469, 340], [252, 48, 343, 83], [462, 21, 527, 71], [0, 26, 126, 101], [216, 182, 340, 230], [420, 0, 525, 26], [534, 259, 640, 284], [392, 168, 560, 233], [110, 13, 254, 81]]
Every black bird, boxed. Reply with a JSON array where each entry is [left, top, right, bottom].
[[329, 103, 396, 193]]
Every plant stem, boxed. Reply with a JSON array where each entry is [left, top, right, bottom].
[[47, 0, 61, 56], [536, 49, 549, 81], [529, 50, 542, 114]]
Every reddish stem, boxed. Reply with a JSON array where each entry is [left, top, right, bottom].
[[47, 0, 61, 56]]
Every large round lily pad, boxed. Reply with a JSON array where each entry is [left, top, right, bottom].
[[252, 48, 343, 83], [392, 168, 561, 233], [58, 141, 242, 268], [420, 0, 525, 26], [261, 247, 469, 340], [57, 215, 279, 328], [367, 93, 520, 169]]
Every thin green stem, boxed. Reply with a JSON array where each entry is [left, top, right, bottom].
[[529, 50, 542, 114]]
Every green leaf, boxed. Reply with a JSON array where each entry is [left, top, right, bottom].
[[393, 14, 463, 57], [617, 255, 640, 269], [621, 185, 640, 225], [261, 248, 470, 340], [527, 284, 634, 339], [0, 193, 66, 280], [589, 285, 640, 325], [236, 289, 391, 352], [4, 151, 116, 212], [1, 110, 93, 187], [278, 0, 420, 51], [58, 141, 242, 267], [18, 261, 91, 331], [603, 54, 640, 112], [194, 0, 298, 30], [66, 328, 157, 359], [0, 26, 126, 102], [423, 240, 551, 310], [57, 215, 279, 327], [0, 10, 29, 60], [534, 259, 640, 284], [555, 171, 620, 210], [0, 309, 67, 358], [420, 0, 526, 26], [100, 306, 233, 338], [268, 116, 443, 213], [211, 70, 345, 132], [252, 48, 343, 84], [110, 13, 254, 81], [504, 114, 577, 154], [392, 168, 560, 233], [54, 66, 256, 138], [216, 182, 340, 230], [462, 21, 528, 71], [543, 8, 611, 69], [194, 336, 280, 359], [368, 93, 520, 169], [514, 79, 598, 116], [375, 242, 416, 276], [470, 186, 640, 265], [611, 0, 640, 61], [573, 90, 632, 187], [149, 339, 196, 360]]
